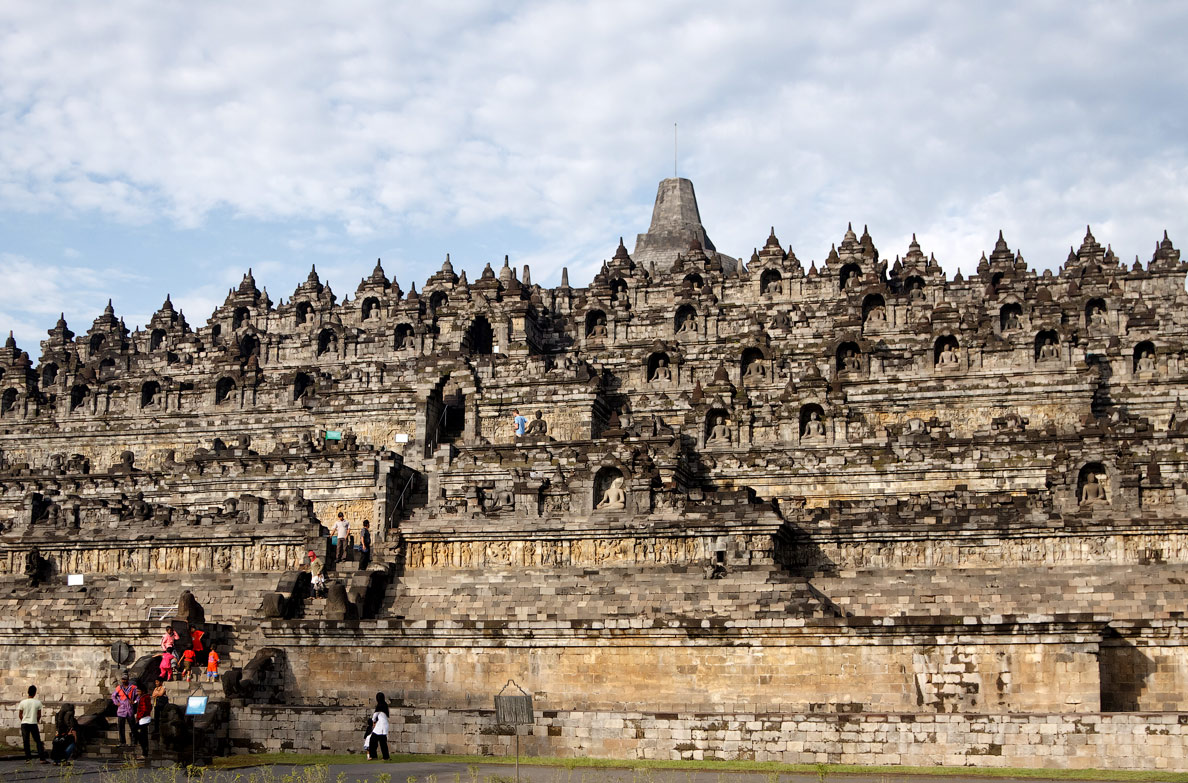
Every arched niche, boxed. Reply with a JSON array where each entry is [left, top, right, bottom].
[[89, 334, 105, 354], [593, 466, 627, 511], [800, 403, 826, 440], [1000, 303, 1023, 332], [233, 307, 250, 330], [862, 294, 886, 324], [904, 276, 925, 301], [1086, 297, 1108, 328], [215, 377, 235, 405], [316, 328, 338, 356], [239, 334, 260, 361], [609, 278, 629, 305], [41, 363, 58, 388], [394, 323, 415, 350], [934, 335, 960, 367], [705, 409, 731, 445], [839, 263, 862, 291], [1, 388, 17, 415], [1134, 341, 1157, 373], [210, 324, 222, 343], [361, 297, 381, 320], [467, 316, 494, 354], [294, 372, 315, 401], [429, 291, 449, 312], [98, 358, 117, 381], [646, 351, 673, 384], [760, 269, 783, 295], [584, 310, 608, 339], [69, 385, 88, 412], [1077, 462, 1110, 508], [836, 341, 862, 372], [682, 273, 704, 290], [1035, 330, 1060, 362], [740, 347, 767, 384], [150, 329, 167, 352], [294, 301, 313, 325], [674, 304, 698, 336], [140, 381, 161, 409]]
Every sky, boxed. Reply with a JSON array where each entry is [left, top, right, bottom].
[[1, 1, 1186, 351]]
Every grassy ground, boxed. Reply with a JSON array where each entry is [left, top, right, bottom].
[[205, 752, 1188, 782]]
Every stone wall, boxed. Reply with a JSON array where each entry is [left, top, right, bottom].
[[231, 703, 1188, 770]]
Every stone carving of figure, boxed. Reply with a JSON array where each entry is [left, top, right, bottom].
[[1080, 473, 1108, 507], [589, 316, 609, 339], [803, 411, 825, 439], [1137, 351, 1156, 372], [491, 488, 515, 511], [842, 350, 862, 372], [131, 492, 152, 522], [743, 359, 766, 383], [1004, 310, 1021, 330], [651, 358, 672, 384], [938, 344, 959, 366], [526, 410, 548, 436], [765, 278, 783, 296], [1089, 307, 1108, 330], [908, 281, 925, 301], [707, 415, 731, 445], [866, 305, 886, 324], [24, 548, 44, 586], [595, 476, 626, 510], [677, 313, 698, 334], [1039, 337, 1060, 361], [771, 311, 791, 330]]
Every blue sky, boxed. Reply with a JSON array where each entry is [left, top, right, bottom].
[[1, 1, 1186, 350]]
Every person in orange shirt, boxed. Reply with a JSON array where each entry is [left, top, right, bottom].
[[205, 649, 220, 681]]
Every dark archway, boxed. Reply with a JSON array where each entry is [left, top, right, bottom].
[[674, 304, 697, 335], [1, 388, 17, 415], [394, 323, 415, 350], [294, 372, 314, 400], [593, 466, 626, 510], [317, 329, 337, 356], [646, 351, 672, 383], [89, 334, 105, 354], [760, 268, 782, 295], [1000, 303, 1023, 332], [862, 294, 886, 324], [295, 301, 313, 325], [41, 363, 58, 388], [682, 273, 704, 290], [239, 334, 260, 361], [934, 335, 960, 367], [1134, 341, 1156, 373], [740, 347, 767, 383], [140, 381, 161, 409], [150, 329, 166, 351], [584, 310, 607, 339], [429, 291, 449, 313], [361, 297, 381, 320], [839, 263, 862, 291], [215, 377, 235, 405], [467, 316, 494, 354], [800, 404, 826, 439], [1035, 330, 1060, 362], [233, 307, 250, 330], [70, 385, 88, 412], [904, 276, 925, 300], [98, 358, 117, 381], [836, 341, 861, 372]]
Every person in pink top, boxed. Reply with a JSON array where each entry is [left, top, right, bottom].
[[158, 650, 174, 681], [160, 625, 178, 653]]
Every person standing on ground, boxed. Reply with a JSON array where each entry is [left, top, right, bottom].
[[369, 693, 390, 761], [309, 550, 325, 596], [18, 685, 49, 763], [150, 678, 168, 740], [111, 674, 139, 747], [335, 512, 349, 561], [135, 688, 152, 760], [360, 520, 371, 569]]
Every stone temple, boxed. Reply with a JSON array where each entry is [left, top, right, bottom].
[[1, 177, 1187, 770]]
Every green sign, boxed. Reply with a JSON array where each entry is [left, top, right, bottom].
[[325, 430, 342, 441]]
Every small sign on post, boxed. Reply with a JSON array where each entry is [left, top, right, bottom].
[[494, 680, 534, 783]]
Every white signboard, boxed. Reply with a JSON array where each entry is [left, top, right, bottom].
[[67, 574, 84, 586]]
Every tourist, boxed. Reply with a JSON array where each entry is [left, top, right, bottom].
[[309, 550, 326, 597], [360, 520, 371, 569], [158, 649, 174, 681], [369, 693, 390, 761], [160, 624, 179, 654], [111, 674, 139, 747], [206, 648, 220, 681], [135, 688, 152, 759], [335, 512, 349, 561], [180, 647, 196, 681], [150, 678, 168, 740], [513, 409, 527, 438], [50, 707, 77, 765], [18, 684, 49, 763], [188, 623, 205, 655]]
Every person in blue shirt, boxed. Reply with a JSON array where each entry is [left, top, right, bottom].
[[513, 410, 527, 437]]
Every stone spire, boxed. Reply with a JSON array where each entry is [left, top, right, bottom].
[[632, 178, 736, 274]]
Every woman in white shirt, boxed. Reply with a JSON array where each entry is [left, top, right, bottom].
[[369, 693, 390, 760]]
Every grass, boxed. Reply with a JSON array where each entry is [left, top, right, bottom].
[[204, 752, 1188, 782]]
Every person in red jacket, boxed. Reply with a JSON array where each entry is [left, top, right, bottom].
[[134, 690, 151, 758]]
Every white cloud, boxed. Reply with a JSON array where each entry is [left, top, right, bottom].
[[0, 0, 1186, 336]]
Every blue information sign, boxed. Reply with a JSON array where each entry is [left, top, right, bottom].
[[185, 696, 208, 716]]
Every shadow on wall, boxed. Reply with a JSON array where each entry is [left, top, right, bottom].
[[1100, 632, 1156, 711]]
